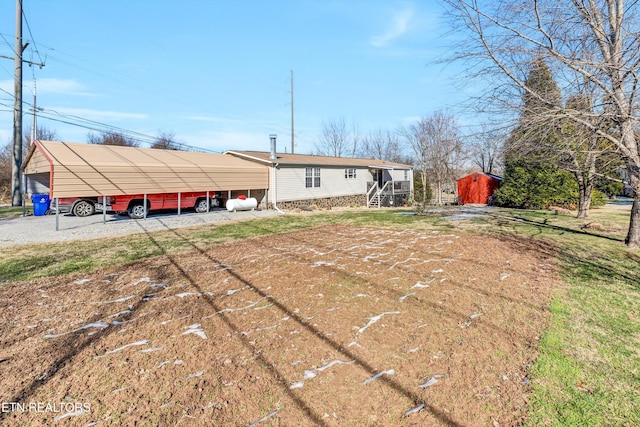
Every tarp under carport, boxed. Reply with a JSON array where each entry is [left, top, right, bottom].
[[22, 140, 269, 198]]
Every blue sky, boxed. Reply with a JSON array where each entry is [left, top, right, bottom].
[[0, 0, 470, 155]]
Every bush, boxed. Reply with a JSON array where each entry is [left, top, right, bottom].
[[590, 190, 607, 208], [413, 172, 432, 207], [494, 162, 578, 209]]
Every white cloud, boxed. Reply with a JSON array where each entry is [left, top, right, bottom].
[[0, 78, 96, 97], [35, 78, 97, 96], [182, 130, 270, 153], [371, 7, 415, 48], [400, 115, 422, 124], [49, 107, 147, 121], [185, 115, 244, 126]]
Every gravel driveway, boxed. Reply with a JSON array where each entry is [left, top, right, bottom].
[[0, 209, 280, 247]]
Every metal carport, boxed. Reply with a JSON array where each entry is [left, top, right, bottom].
[[21, 140, 269, 227]]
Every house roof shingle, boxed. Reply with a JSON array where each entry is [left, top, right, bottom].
[[226, 150, 413, 169]]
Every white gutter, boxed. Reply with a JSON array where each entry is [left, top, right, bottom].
[[272, 163, 284, 215], [225, 150, 273, 165]]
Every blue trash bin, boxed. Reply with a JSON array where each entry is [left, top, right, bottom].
[[32, 194, 51, 216]]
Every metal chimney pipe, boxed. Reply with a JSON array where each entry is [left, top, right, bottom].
[[269, 134, 277, 161]]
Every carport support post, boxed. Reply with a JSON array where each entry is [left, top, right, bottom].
[[206, 191, 210, 212], [102, 196, 106, 224], [143, 194, 147, 220], [21, 173, 26, 217], [55, 198, 59, 231], [178, 192, 181, 216]]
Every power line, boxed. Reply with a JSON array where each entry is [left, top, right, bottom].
[[21, 3, 45, 65], [0, 32, 16, 54], [0, 99, 219, 153]]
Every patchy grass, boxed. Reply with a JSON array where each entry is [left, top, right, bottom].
[[452, 204, 640, 426], [525, 240, 640, 426], [0, 210, 456, 283], [0, 206, 31, 219]]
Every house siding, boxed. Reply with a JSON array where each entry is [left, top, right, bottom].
[[225, 150, 414, 210], [274, 166, 371, 202]]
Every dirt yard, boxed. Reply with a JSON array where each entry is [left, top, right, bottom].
[[0, 225, 557, 426]]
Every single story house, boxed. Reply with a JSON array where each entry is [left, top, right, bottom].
[[22, 140, 269, 199], [225, 150, 414, 209], [20, 140, 413, 213], [457, 172, 502, 205]]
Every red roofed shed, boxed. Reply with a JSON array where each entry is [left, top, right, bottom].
[[457, 172, 502, 205]]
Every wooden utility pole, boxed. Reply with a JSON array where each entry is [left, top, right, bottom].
[[6, 0, 43, 206], [290, 69, 294, 154], [12, 0, 23, 206]]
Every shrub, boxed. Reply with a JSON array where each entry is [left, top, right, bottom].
[[590, 190, 607, 208], [494, 162, 578, 209]]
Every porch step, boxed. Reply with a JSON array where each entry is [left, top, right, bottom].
[[368, 192, 381, 208]]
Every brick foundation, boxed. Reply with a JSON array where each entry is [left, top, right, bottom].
[[269, 194, 367, 210]]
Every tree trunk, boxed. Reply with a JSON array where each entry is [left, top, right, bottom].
[[577, 185, 592, 219], [421, 173, 429, 211], [625, 183, 640, 249], [575, 172, 592, 219]]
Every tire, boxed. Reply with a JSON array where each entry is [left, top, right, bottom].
[[72, 200, 95, 217], [194, 198, 209, 213], [128, 203, 147, 219]]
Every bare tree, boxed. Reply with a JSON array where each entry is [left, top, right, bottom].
[[470, 126, 505, 175], [88, 131, 140, 147], [558, 91, 622, 218], [359, 129, 404, 162], [0, 143, 11, 199], [0, 126, 59, 201], [23, 126, 58, 154], [401, 111, 464, 206], [315, 117, 354, 157], [443, 0, 640, 248], [151, 131, 181, 150]]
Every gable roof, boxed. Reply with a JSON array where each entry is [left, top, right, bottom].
[[22, 141, 269, 198], [457, 172, 502, 182], [225, 150, 413, 170]]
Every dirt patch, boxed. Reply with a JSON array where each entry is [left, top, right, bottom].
[[0, 225, 557, 426]]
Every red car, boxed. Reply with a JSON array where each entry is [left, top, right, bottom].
[[106, 192, 224, 219], [58, 192, 224, 218]]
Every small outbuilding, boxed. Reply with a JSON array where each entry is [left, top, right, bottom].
[[457, 172, 502, 205]]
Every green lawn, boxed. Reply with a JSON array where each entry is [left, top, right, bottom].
[[0, 205, 31, 219], [1, 205, 638, 425]]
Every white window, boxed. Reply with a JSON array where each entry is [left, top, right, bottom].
[[345, 168, 356, 179], [306, 167, 321, 188]]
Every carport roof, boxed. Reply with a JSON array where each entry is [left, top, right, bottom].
[[22, 141, 269, 198]]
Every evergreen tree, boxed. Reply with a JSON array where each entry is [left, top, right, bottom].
[[412, 171, 432, 208], [496, 57, 582, 209]]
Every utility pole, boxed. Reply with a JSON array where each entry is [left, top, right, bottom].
[[12, 0, 23, 207], [290, 69, 294, 154], [5, 0, 44, 206]]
